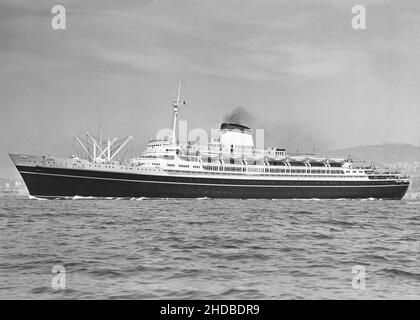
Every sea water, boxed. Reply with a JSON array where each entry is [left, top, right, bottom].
[[0, 193, 419, 299]]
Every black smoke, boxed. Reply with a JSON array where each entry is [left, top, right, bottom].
[[222, 106, 253, 125], [222, 106, 331, 154]]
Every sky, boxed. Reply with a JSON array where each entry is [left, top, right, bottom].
[[1, 0, 420, 177]]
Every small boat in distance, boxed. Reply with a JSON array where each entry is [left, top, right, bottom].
[[9, 82, 410, 199]]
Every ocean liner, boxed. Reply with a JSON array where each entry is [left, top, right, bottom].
[[9, 83, 410, 200]]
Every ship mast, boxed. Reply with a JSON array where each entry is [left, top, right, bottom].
[[171, 79, 183, 146], [74, 131, 133, 164]]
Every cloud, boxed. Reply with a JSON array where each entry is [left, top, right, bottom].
[[183, 43, 372, 82], [1, 0, 374, 83], [270, 45, 371, 80]]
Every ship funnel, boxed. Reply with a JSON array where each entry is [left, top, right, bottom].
[[220, 123, 254, 147]]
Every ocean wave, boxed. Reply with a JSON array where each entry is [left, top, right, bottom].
[[29, 286, 55, 294], [362, 254, 390, 262], [311, 233, 334, 239], [294, 210, 316, 215], [359, 197, 382, 201], [210, 252, 270, 261], [406, 201, 420, 205], [71, 195, 97, 200], [88, 268, 127, 279], [322, 219, 355, 227], [290, 198, 322, 201], [378, 268, 420, 280], [28, 195, 47, 201], [217, 288, 265, 299]]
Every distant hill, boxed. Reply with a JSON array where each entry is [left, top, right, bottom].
[[330, 143, 420, 176]]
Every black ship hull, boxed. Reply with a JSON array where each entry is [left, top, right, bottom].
[[15, 165, 410, 200]]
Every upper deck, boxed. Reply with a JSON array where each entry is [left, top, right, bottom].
[[130, 140, 409, 183]]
